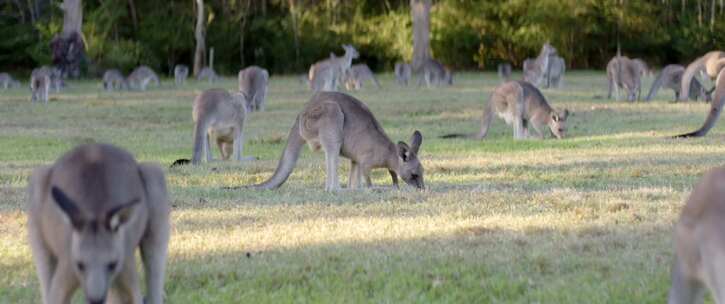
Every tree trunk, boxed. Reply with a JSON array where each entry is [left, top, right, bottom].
[[410, 0, 431, 72], [288, 0, 300, 71], [61, 0, 82, 36], [127, 0, 138, 31], [193, 0, 206, 77], [239, 0, 251, 67]]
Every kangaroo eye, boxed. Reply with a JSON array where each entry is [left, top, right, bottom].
[[77, 262, 85, 272], [107, 262, 118, 272]]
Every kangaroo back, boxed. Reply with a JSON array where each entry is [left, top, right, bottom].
[[646, 65, 673, 101], [254, 116, 306, 189]]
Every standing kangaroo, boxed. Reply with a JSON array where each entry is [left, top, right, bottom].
[[308, 44, 359, 92], [343, 64, 381, 90], [679, 51, 725, 102], [249, 92, 425, 192], [0, 72, 20, 89], [417, 58, 452, 87], [27, 143, 170, 304], [645, 64, 710, 102], [102, 69, 128, 91], [523, 43, 557, 87], [545, 56, 565, 88], [30, 67, 51, 104], [238, 65, 269, 112], [441, 81, 569, 140], [497, 63, 512, 81], [174, 64, 189, 87], [127, 66, 160, 91], [191, 88, 255, 164], [395, 62, 412, 86], [668, 166, 725, 303], [606, 55, 642, 102], [675, 68, 725, 138]]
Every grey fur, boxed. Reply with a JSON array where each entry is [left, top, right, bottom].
[[238, 66, 269, 112]]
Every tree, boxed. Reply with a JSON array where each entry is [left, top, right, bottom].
[[194, 0, 206, 76], [410, 0, 431, 72], [61, 0, 82, 35]]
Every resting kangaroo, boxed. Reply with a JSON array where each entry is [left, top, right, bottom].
[[127, 66, 160, 91], [30, 67, 51, 104], [417, 58, 452, 87], [645, 64, 710, 102], [607, 56, 642, 102], [174, 64, 189, 86], [675, 68, 725, 138], [343, 64, 381, 90], [27, 143, 170, 304], [0, 72, 20, 89], [668, 166, 725, 303], [102, 69, 127, 91], [679, 51, 725, 102], [523, 43, 557, 87], [250, 92, 425, 192], [441, 81, 569, 140], [191, 88, 255, 164], [497, 63, 512, 81], [395, 62, 412, 86], [308, 44, 359, 92], [238, 65, 269, 112]]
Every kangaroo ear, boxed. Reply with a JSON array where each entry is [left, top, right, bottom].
[[409, 130, 422, 155], [397, 141, 411, 162], [51, 186, 85, 231], [551, 112, 559, 122], [106, 199, 139, 232]]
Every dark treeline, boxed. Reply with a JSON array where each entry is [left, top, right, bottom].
[[1, 0, 724, 75]]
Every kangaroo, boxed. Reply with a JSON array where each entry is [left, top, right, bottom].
[[441, 81, 569, 140], [523, 43, 557, 87], [196, 66, 219, 83], [238, 65, 269, 112], [679, 51, 725, 102], [247, 92, 425, 192], [675, 68, 725, 138], [102, 69, 127, 91], [0, 72, 20, 89], [174, 64, 189, 86], [607, 56, 642, 102], [127, 66, 160, 91], [395, 62, 412, 86], [343, 64, 381, 90], [27, 143, 170, 304], [632, 58, 653, 78], [191, 88, 255, 164], [308, 44, 359, 92], [417, 58, 452, 87], [668, 166, 725, 303], [545, 56, 565, 88], [30, 67, 51, 104], [645, 64, 710, 102], [497, 63, 512, 81]]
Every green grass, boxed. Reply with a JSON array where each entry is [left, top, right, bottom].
[[1, 71, 722, 303]]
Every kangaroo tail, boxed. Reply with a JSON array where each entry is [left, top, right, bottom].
[[253, 116, 306, 190], [675, 74, 725, 138], [439, 133, 472, 139], [191, 118, 208, 165]]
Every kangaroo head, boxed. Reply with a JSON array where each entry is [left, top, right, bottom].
[[548, 109, 569, 139], [542, 43, 557, 56], [51, 186, 138, 304], [396, 131, 425, 189], [232, 91, 254, 113], [342, 44, 360, 59]]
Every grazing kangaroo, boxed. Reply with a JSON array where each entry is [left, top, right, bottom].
[[632, 58, 653, 78], [0, 72, 20, 89], [27, 143, 170, 304], [197, 66, 219, 83], [238, 65, 269, 112], [249, 92, 425, 192], [191, 88, 255, 164], [417, 58, 452, 87], [675, 68, 725, 138], [343, 64, 381, 90], [497, 63, 512, 81], [545, 56, 566, 88], [30, 67, 51, 104], [127, 65, 160, 91], [102, 69, 127, 91], [645, 64, 710, 102], [523, 43, 557, 87], [308, 44, 359, 92], [395, 62, 412, 86], [668, 166, 725, 303], [174, 64, 189, 86], [607, 56, 642, 102], [441, 81, 569, 140], [679, 51, 725, 102]]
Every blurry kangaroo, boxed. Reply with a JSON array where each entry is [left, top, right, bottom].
[[545, 56, 566, 88], [497, 63, 512, 81], [645, 64, 710, 102], [248, 92, 425, 192], [395, 62, 412, 86], [523, 43, 557, 87], [102, 69, 127, 91], [196, 66, 219, 83], [127, 65, 160, 91], [27, 143, 170, 304], [668, 166, 725, 303], [607, 55, 642, 102], [679, 51, 725, 102], [238, 66, 269, 112], [441, 81, 569, 140], [30, 67, 51, 104], [343, 64, 381, 90], [0, 72, 20, 89], [676, 68, 725, 138], [174, 64, 189, 86], [191, 88, 256, 164], [308, 44, 359, 92], [632, 58, 654, 78], [417, 58, 452, 87]]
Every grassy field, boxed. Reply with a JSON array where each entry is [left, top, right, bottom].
[[1, 71, 723, 303]]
